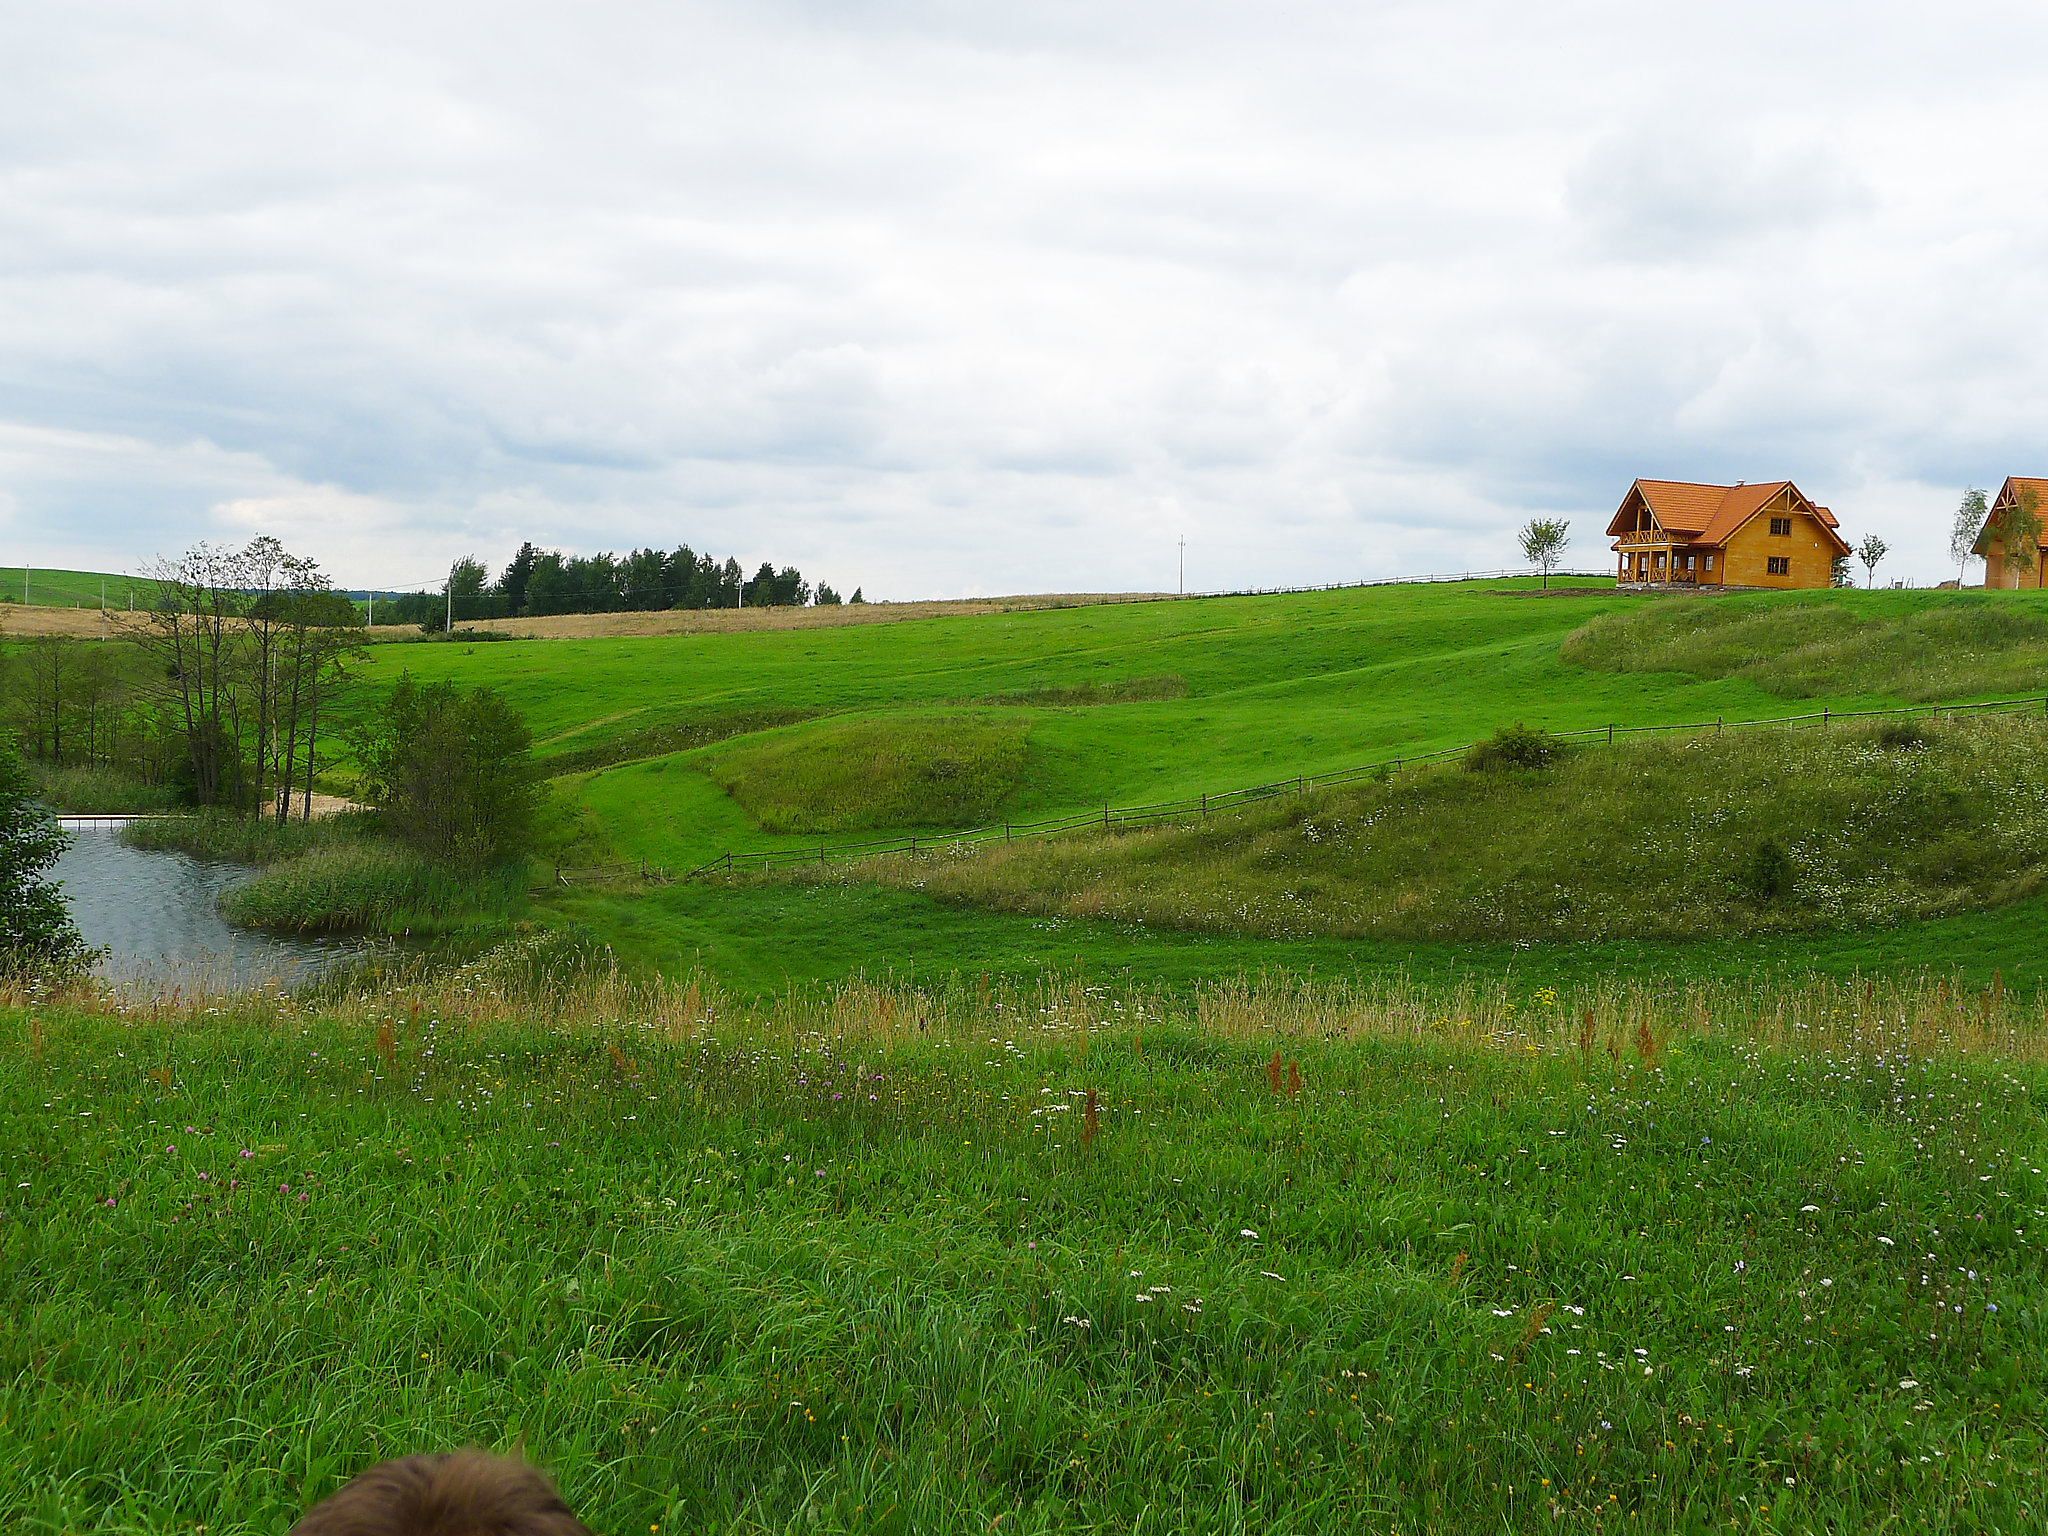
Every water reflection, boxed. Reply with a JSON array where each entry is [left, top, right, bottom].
[[51, 819, 360, 991]]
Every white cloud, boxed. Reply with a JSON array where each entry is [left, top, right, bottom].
[[4, 0, 2048, 594]]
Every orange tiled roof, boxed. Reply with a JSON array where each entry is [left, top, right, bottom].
[[1607, 478, 1848, 554]]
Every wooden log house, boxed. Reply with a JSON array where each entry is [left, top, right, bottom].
[[1607, 479, 1850, 589], [1972, 477, 2048, 590]]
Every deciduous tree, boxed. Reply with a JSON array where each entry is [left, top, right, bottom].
[[1516, 518, 1570, 588]]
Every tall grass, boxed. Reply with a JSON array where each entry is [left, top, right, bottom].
[[217, 842, 523, 935], [8, 955, 2048, 1533], [1562, 591, 2048, 700], [120, 807, 379, 864], [26, 761, 179, 813], [837, 714, 2048, 941], [707, 713, 1029, 833]]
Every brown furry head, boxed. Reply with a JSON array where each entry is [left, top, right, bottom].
[[288, 1450, 592, 1536]]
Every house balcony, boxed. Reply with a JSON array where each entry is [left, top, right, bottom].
[[1614, 529, 1669, 548]]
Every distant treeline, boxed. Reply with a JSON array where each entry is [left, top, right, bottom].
[[372, 543, 857, 627]]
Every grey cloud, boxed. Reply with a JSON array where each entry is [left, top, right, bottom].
[[1568, 128, 1875, 259], [6, 1, 2048, 595]]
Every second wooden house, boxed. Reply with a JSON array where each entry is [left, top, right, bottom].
[[1972, 477, 2047, 589], [1608, 479, 1849, 589]]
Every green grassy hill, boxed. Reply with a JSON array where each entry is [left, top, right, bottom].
[[0, 565, 159, 609], [316, 579, 2048, 990], [854, 712, 2048, 943], [347, 580, 2048, 875]]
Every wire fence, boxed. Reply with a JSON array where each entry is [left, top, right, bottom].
[[687, 690, 2048, 879]]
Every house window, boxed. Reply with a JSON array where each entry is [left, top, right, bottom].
[[1705, 554, 1715, 571], [1685, 554, 1695, 570], [1769, 516, 1792, 536], [1654, 552, 1665, 568], [1767, 555, 1790, 576]]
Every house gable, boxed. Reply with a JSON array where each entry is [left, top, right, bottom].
[[1976, 476, 2048, 589]]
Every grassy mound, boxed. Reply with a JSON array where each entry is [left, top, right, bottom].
[[9, 971, 2047, 1533], [708, 714, 1028, 834], [1561, 591, 2048, 701], [856, 715, 2048, 941]]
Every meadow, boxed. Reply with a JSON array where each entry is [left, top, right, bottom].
[[19, 579, 2048, 1533], [0, 566, 162, 612], [838, 712, 2048, 945], [284, 579, 2048, 987], [5, 958, 2046, 1534]]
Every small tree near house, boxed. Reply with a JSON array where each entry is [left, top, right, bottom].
[[1517, 518, 1570, 588], [1857, 534, 1888, 587], [1949, 487, 1988, 584]]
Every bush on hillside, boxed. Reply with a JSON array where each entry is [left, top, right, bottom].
[[1465, 722, 1562, 772], [352, 673, 540, 866], [1875, 719, 1925, 750], [1740, 837, 1796, 905]]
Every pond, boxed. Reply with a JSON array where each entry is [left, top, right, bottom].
[[51, 819, 362, 991]]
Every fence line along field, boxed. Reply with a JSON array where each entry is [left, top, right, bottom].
[[7, 954, 2047, 1534]]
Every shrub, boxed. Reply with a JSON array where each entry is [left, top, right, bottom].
[[1465, 722, 1561, 772], [1741, 837, 1796, 905], [1875, 719, 1924, 750], [0, 737, 91, 975], [352, 674, 540, 865]]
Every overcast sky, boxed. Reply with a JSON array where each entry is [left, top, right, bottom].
[[5, 1, 2045, 596]]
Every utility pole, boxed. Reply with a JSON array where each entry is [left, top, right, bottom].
[[446, 572, 454, 634], [1179, 535, 1186, 595]]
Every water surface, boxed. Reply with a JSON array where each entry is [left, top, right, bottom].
[[52, 820, 358, 991]]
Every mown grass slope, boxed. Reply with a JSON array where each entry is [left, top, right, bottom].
[[0, 565, 160, 609], [8, 969, 2047, 1534], [842, 714, 2048, 942]]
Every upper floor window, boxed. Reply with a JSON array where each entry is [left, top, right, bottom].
[[1769, 516, 1792, 536]]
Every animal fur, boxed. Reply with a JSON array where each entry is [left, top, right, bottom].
[[288, 1449, 592, 1536]]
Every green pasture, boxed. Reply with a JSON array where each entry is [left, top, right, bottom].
[[8, 978, 2047, 1534], [0, 566, 158, 610], [319, 579, 2048, 989], [346, 581, 2048, 878]]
